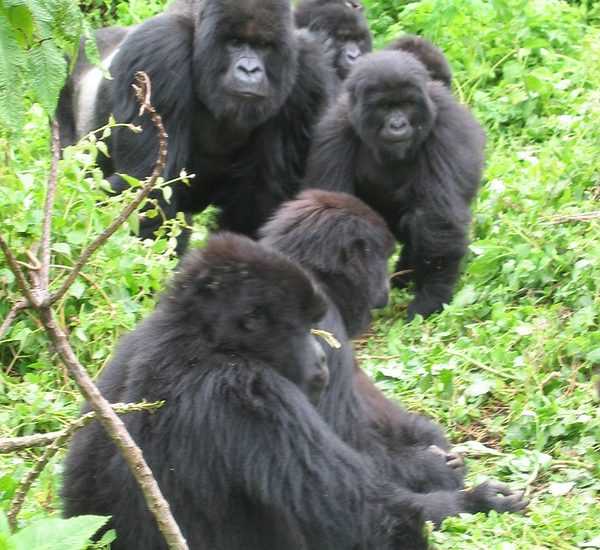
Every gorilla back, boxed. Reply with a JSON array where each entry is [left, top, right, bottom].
[[61, 233, 428, 550]]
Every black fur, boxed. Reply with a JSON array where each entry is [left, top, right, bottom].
[[57, 26, 131, 147], [386, 35, 452, 87], [58, 0, 334, 250], [261, 190, 529, 525], [295, 0, 372, 86], [303, 51, 486, 319], [61, 233, 428, 550]]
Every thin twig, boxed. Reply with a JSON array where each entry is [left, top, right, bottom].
[[0, 236, 39, 308], [2, 73, 187, 548], [542, 211, 600, 225], [448, 348, 520, 381], [0, 431, 62, 453], [0, 301, 28, 340], [39, 119, 60, 289], [49, 72, 169, 306], [7, 401, 163, 529]]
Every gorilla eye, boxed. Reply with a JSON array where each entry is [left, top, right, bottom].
[[255, 39, 272, 49], [240, 307, 267, 332], [229, 37, 243, 47]]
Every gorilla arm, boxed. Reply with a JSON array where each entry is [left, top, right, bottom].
[[303, 97, 360, 192], [174, 364, 427, 549], [107, 15, 196, 231]]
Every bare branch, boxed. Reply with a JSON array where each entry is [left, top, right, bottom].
[[0, 401, 163, 453], [0, 301, 27, 340], [542, 211, 600, 225], [2, 73, 187, 548], [0, 236, 39, 308], [39, 119, 61, 289], [34, 308, 187, 547], [6, 400, 163, 529], [0, 431, 61, 453], [49, 71, 169, 306]]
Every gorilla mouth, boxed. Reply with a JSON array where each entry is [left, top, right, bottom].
[[231, 88, 269, 100], [382, 135, 411, 145]]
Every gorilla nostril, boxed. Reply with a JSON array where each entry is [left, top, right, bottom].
[[237, 59, 263, 77], [390, 119, 408, 131]]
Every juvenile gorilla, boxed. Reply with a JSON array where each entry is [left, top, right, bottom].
[[294, 0, 372, 87], [61, 233, 428, 550], [387, 35, 452, 88], [261, 190, 528, 525], [304, 51, 486, 319], [58, 0, 334, 249]]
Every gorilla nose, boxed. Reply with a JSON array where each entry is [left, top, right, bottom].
[[389, 118, 408, 132], [236, 58, 265, 83], [345, 42, 361, 62], [375, 288, 390, 309]]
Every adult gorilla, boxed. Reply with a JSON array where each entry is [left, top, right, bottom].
[[294, 0, 372, 88], [304, 51, 486, 319], [56, 26, 131, 148], [62, 233, 427, 550], [261, 190, 528, 525], [59, 0, 334, 250]]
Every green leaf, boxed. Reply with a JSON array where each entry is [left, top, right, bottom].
[[52, 0, 82, 43], [25, 38, 67, 115], [10, 515, 110, 550], [6, 4, 35, 47], [0, 15, 26, 137], [523, 73, 544, 92], [82, 21, 100, 68]]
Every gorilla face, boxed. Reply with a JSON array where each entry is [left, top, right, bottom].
[[332, 19, 372, 79], [296, 3, 372, 80], [260, 190, 396, 338], [194, 0, 298, 127], [347, 51, 437, 161], [167, 234, 329, 404]]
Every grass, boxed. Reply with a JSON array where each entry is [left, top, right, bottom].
[[0, 0, 599, 548]]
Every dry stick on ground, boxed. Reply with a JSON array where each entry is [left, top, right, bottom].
[[0, 72, 188, 549], [541, 211, 600, 225], [6, 401, 163, 525]]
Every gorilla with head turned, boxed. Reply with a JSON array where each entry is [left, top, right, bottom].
[[62, 232, 428, 550], [57, 0, 335, 252], [304, 50, 486, 319], [261, 190, 529, 526]]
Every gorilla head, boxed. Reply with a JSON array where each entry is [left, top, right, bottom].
[[387, 34, 453, 88], [166, 233, 329, 404], [295, 0, 372, 80], [194, 0, 298, 127], [346, 51, 437, 161], [261, 190, 395, 338]]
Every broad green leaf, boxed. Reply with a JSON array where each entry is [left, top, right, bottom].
[[25, 38, 67, 115], [10, 515, 110, 550]]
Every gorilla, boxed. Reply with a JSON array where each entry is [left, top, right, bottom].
[[261, 190, 528, 525], [57, 0, 334, 250], [294, 0, 372, 86], [387, 34, 452, 88], [61, 233, 429, 550], [303, 51, 486, 319], [56, 26, 131, 148]]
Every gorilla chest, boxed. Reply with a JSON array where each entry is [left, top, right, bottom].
[[356, 167, 414, 223]]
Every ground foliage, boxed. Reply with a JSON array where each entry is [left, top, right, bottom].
[[0, 0, 598, 548]]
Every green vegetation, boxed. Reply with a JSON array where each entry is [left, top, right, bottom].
[[0, 0, 598, 548]]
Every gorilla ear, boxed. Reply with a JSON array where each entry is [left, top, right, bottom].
[[340, 238, 368, 264], [239, 306, 268, 332]]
